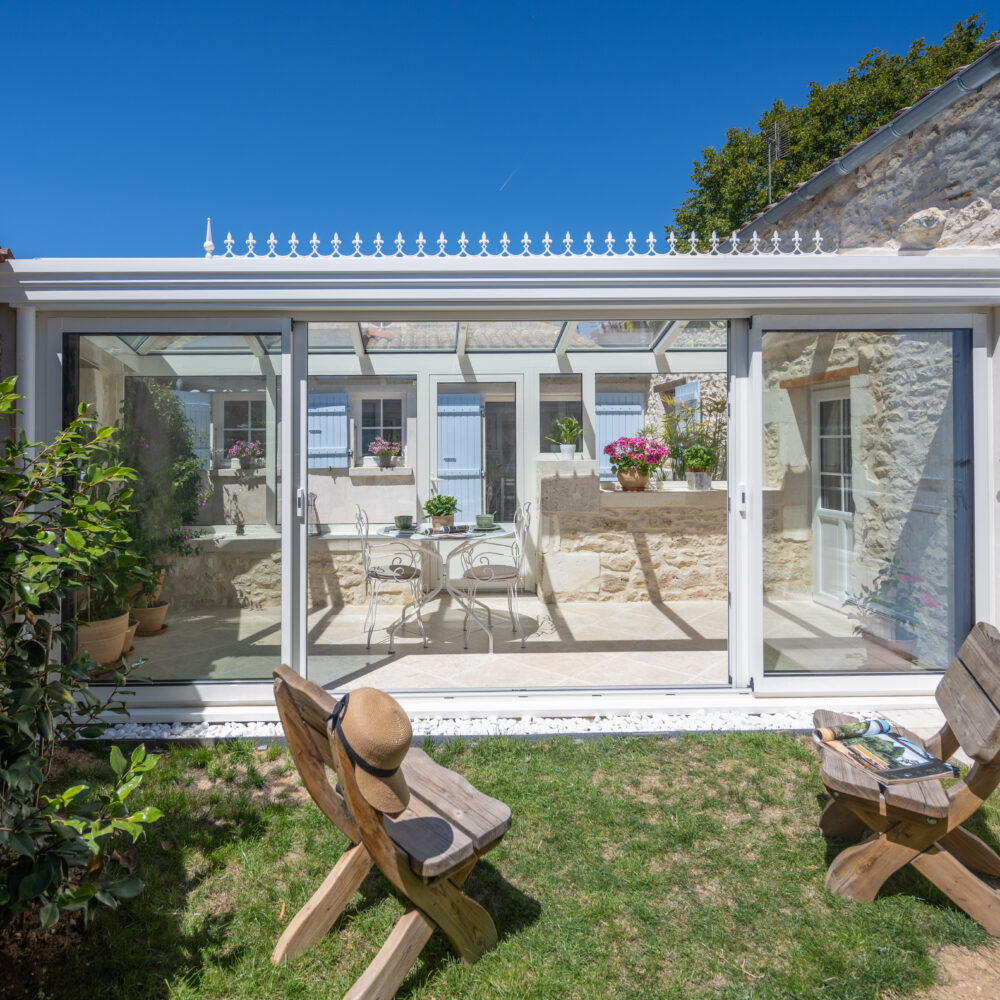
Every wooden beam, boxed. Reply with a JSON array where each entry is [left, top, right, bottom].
[[778, 365, 860, 390]]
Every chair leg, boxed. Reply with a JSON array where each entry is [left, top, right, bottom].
[[464, 582, 478, 649], [940, 826, 1000, 877], [271, 842, 374, 963], [366, 579, 381, 650], [343, 907, 436, 1000], [911, 846, 1000, 935], [410, 579, 428, 648], [819, 799, 868, 842], [510, 583, 525, 648], [825, 832, 923, 903]]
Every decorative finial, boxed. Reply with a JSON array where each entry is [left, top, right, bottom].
[[204, 217, 214, 258]]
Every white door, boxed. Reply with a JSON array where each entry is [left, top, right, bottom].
[[812, 389, 855, 609]]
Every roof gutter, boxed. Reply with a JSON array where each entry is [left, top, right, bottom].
[[729, 43, 1000, 245]]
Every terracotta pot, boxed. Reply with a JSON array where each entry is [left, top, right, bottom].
[[128, 568, 165, 606], [77, 611, 129, 664], [617, 469, 649, 492], [431, 514, 454, 530], [860, 629, 918, 667], [123, 618, 138, 655], [133, 600, 170, 636]]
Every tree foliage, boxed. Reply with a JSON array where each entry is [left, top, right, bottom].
[[669, 15, 998, 240], [0, 378, 161, 931]]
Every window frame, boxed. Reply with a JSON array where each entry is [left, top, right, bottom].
[[216, 392, 268, 465], [354, 391, 407, 465]]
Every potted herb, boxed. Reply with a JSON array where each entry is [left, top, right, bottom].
[[603, 435, 669, 492], [682, 444, 716, 491], [423, 494, 459, 529], [546, 416, 582, 460], [369, 435, 402, 469]]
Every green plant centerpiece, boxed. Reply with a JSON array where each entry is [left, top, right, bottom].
[[546, 416, 582, 458], [0, 378, 161, 933], [423, 494, 459, 528]]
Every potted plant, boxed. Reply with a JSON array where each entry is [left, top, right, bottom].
[[227, 438, 263, 470], [369, 435, 402, 469], [661, 391, 727, 481], [603, 435, 669, 492], [546, 416, 582, 460], [845, 557, 939, 661], [682, 444, 716, 490], [423, 493, 459, 530]]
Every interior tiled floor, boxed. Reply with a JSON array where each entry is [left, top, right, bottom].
[[133, 595, 729, 688], [131, 594, 933, 688]]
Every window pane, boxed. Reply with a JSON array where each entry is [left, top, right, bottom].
[[361, 399, 379, 425], [382, 399, 403, 425], [250, 400, 266, 428], [223, 400, 248, 428], [820, 437, 842, 474], [764, 329, 973, 674]]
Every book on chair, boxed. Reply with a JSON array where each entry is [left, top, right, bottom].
[[813, 718, 958, 783]]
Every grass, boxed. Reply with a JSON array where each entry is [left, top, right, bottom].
[[12, 732, 1000, 999]]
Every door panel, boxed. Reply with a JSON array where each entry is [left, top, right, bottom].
[[437, 393, 483, 519]]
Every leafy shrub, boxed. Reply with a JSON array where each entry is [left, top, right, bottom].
[[546, 416, 582, 445], [0, 377, 161, 931], [423, 494, 459, 517], [681, 444, 716, 473]]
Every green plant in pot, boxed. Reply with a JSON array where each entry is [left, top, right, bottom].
[[546, 416, 582, 460], [423, 494, 459, 529], [681, 444, 716, 490]]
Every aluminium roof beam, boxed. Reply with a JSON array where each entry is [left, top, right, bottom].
[[552, 322, 572, 354], [651, 321, 680, 355]]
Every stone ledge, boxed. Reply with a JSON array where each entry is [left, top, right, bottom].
[[599, 483, 727, 509], [348, 466, 414, 479]]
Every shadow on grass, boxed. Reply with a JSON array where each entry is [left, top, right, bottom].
[[27, 790, 273, 1000], [316, 857, 541, 997]]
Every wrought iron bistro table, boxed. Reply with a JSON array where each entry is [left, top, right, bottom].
[[378, 523, 514, 654]]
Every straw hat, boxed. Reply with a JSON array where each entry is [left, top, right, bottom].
[[330, 687, 411, 815]]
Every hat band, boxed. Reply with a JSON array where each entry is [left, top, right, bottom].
[[328, 693, 402, 781]]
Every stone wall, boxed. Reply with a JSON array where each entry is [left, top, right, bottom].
[[756, 73, 1000, 250], [164, 533, 415, 611], [536, 458, 727, 602], [762, 329, 962, 663]]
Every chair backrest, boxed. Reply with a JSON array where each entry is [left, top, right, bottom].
[[355, 504, 373, 578], [936, 622, 1000, 764], [511, 500, 532, 577]]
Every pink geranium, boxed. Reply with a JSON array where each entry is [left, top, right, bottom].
[[603, 435, 669, 475]]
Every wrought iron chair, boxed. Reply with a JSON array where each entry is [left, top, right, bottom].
[[459, 501, 532, 648], [355, 505, 427, 650]]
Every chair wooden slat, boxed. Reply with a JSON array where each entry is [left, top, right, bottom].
[[882, 777, 950, 821], [937, 624, 1000, 763], [384, 795, 476, 879], [402, 748, 513, 852]]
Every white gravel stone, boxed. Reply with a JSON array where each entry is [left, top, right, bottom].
[[91, 709, 828, 742]]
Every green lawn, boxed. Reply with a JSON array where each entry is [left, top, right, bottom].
[[14, 733, 1000, 999]]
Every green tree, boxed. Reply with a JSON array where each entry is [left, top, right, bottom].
[[669, 15, 998, 241]]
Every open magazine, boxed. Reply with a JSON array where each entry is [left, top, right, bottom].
[[813, 718, 958, 784]]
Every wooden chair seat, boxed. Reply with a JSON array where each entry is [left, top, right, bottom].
[[387, 748, 511, 880], [270, 665, 513, 999], [814, 623, 1000, 934]]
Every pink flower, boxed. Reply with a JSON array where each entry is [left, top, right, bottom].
[[920, 593, 939, 609], [898, 573, 924, 583]]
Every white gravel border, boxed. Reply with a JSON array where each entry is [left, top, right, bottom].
[[92, 708, 836, 743]]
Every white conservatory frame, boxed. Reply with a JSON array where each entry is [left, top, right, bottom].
[[2, 245, 999, 717]]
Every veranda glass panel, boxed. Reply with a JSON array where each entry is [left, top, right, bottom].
[[75, 334, 282, 682], [762, 329, 973, 673]]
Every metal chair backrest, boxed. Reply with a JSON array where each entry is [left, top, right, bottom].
[[355, 504, 373, 578], [511, 500, 532, 579]]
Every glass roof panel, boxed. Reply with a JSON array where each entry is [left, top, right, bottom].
[[664, 320, 728, 350], [465, 321, 563, 352], [307, 323, 356, 352], [114, 334, 278, 355], [362, 322, 457, 352], [565, 321, 667, 351]]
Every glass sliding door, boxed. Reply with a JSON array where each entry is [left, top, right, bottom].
[[73, 333, 282, 681], [761, 328, 973, 674]]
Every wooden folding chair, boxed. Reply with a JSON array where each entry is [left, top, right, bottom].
[[815, 621, 1000, 933], [271, 666, 512, 999]]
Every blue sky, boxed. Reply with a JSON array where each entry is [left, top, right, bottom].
[[3, 2, 996, 258]]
